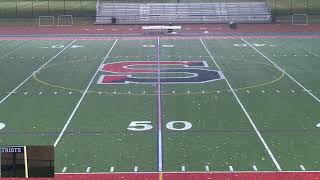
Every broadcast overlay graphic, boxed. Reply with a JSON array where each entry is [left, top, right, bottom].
[[0, 146, 54, 178]]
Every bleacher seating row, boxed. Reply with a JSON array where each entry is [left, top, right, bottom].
[[95, 2, 271, 24]]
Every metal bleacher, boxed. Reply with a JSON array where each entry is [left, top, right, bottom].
[[95, 1, 271, 24]]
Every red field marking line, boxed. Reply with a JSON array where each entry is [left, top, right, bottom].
[[1, 24, 320, 35], [0, 34, 320, 41], [1, 172, 320, 180]]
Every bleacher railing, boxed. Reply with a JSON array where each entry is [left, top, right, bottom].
[[95, 14, 272, 24], [265, 0, 272, 13], [96, 0, 101, 14]]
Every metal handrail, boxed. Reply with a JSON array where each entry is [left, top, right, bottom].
[[96, 0, 101, 14]]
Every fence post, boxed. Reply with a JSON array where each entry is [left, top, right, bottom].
[[290, 0, 293, 14], [274, 0, 277, 15], [16, 0, 18, 16], [48, 0, 50, 15], [32, 0, 34, 17]]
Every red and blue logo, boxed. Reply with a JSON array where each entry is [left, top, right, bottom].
[[97, 61, 224, 84]]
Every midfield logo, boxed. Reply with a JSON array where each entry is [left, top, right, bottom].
[[97, 61, 224, 84]]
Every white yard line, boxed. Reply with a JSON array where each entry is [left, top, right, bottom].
[[242, 38, 320, 104], [253, 165, 258, 171], [305, 49, 320, 57], [110, 166, 114, 172], [229, 166, 234, 171], [0, 41, 28, 59], [200, 38, 282, 171], [53, 39, 118, 147], [181, 165, 185, 172], [156, 37, 163, 172], [0, 40, 76, 105], [300, 165, 306, 171], [134, 166, 138, 172], [205, 165, 210, 171]]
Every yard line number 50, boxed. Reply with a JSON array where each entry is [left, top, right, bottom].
[[127, 121, 192, 131]]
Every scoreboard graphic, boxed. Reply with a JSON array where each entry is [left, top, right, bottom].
[[0, 146, 54, 178]]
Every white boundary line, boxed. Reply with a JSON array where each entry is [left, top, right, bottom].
[[200, 38, 282, 171], [0, 40, 76, 105], [241, 38, 320, 104], [54, 39, 118, 147]]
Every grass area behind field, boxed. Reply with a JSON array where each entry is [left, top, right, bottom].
[[1, 0, 319, 18], [0, 0, 96, 17], [0, 0, 320, 25], [268, 0, 320, 15]]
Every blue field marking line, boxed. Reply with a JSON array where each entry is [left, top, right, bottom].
[[200, 38, 282, 171], [54, 39, 118, 147], [157, 37, 164, 172], [0, 40, 76, 105]]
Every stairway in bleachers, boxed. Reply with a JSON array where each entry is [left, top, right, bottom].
[[95, 2, 271, 24]]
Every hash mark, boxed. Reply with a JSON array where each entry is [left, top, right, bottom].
[[276, 90, 280, 93], [62, 167, 67, 173], [205, 165, 210, 171], [253, 165, 258, 171], [261, 90, 265, 93], [54, 92, 58, 95], [202, 91, 205, 94], [134, 166, 138, 172], [300, 165, 306, 171], [86, 167, 91, 173], [229, 166, 234, 171], [246, 90, 250, 94], [99, 91, 102, 94], [69, 92, 72, 95], [24, 92, 28, 95], [290, 90, 295, 93], [181, 165, 185, 172], [110, 166, 114, 172], [39, 92, 43, 95]]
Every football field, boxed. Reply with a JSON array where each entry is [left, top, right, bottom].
[[0, 37, 320, 173]]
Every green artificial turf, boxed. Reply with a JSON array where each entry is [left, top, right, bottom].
[[0, 38, 320, 173]]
